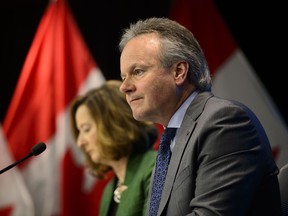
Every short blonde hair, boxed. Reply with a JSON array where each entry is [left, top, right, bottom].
[[70, 80, 156, 178]]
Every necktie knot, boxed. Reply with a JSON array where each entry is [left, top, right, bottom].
[[160, 128, 177, 147]]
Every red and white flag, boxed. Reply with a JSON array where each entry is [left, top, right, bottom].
[[170, 0, 288, 168], [1, 0, 109, 215], [0, 125, 34, 216]]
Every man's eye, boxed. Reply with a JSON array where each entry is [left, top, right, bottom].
[[133, 69, 143, 76]]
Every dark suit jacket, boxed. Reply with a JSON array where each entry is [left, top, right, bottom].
[[100, 149, 157, 216], [149, 91, 281, 216], [279, 163, 288, 216]]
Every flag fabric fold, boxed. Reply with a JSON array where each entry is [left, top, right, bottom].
[[1, 0, 108, 215], [169, 0, 288, 168]]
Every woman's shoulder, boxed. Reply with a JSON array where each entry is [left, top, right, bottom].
[[126, 149, 156, 178], [131, 148, 156, 163], [136, 149, 157, 164]]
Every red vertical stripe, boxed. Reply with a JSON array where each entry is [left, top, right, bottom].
[[170, 0, 237, 74], [2, 0, 108, 215], [3, 0, 96, 162]]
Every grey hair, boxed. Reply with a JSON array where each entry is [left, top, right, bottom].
[[119, 17, 212, 91]]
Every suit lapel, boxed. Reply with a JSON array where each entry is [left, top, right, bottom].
[[157, 91, 213, 215]]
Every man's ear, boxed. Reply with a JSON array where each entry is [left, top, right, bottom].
[[174, 61, 189, 85]]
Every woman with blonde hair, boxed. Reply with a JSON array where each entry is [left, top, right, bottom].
[[70, 80, 157, 216]]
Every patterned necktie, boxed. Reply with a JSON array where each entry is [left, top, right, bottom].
[[149, 127, 177, 216]]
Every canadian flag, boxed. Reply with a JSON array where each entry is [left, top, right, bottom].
[[170, 0, 288, 168], [1, 0, 109, 215]]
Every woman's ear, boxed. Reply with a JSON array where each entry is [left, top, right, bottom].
[[174, 61, 189, 85]]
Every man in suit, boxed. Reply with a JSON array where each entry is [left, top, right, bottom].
[[118, 17, 281, 216]]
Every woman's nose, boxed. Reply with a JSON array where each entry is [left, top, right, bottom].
[[77, 136, 86, 148]]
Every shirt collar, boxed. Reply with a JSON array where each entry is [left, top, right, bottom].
[[167, 90, 199, 129]]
